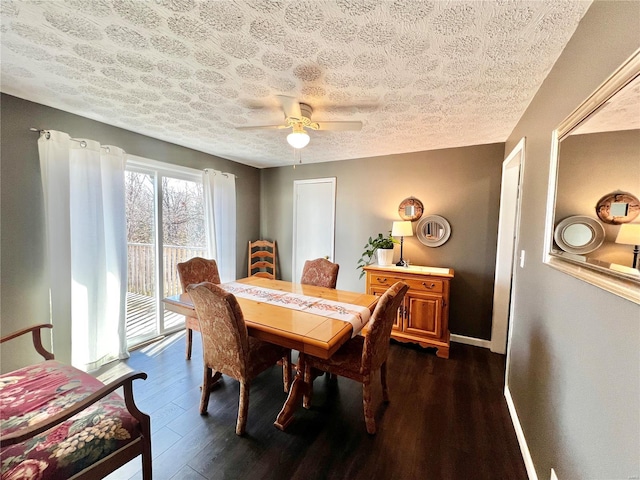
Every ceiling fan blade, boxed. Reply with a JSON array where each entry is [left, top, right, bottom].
[[235, 124, 289, 130], [314, 121, 363, 131], [276, 95, 302, 120]]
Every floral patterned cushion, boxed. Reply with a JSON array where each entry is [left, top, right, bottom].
[[1, 360, 140, 480], [300, 258, 340, 289], [189, 282, 288, 382], [305, 281, 410, 380], [177, 257, 220, 293], [306, 335, 366, 380]]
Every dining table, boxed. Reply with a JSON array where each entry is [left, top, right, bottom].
[[162, 276, 379, 430]]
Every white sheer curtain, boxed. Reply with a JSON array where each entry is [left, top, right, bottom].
[[38, 130, 128, 371], [203, 169, 237, 282]]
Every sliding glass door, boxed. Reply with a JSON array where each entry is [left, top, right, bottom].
[[125, 158, 206, 347]]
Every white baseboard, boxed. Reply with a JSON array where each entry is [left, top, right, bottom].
[[450, 333, 491, 349], [505, 384, 538, 480]]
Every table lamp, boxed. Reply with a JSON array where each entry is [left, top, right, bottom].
[[392, 220, 413, 267], [615, 223, 640, 269]]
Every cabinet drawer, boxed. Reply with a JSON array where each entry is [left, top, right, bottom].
[[404, 278, 444, 293], [369, 274, 402, 288]]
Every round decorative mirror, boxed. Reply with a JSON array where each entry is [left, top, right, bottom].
[[398, 197, 423, 221], [553, 215, 605, 254], [416, 215, 451, 247], [595, 191, 640, 224]]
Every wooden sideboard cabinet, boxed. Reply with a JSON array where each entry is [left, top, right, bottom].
[[363, 264, 454, 358]]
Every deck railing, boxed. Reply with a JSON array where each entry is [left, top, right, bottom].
[[127, 243, 207, 297]]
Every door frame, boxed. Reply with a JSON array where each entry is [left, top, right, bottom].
[[292, 177, 336, 283], [490, 138, 526, 355], [125, 155, 205, 347]]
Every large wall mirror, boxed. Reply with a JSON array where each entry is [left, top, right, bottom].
[[544, 48, 640, 304]]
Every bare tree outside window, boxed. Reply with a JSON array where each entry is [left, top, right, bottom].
[[126, 171, 154, 244], [125, 171, 206, 298], [161, 177, 205, 248]]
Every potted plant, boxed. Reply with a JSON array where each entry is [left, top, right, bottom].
[[357, 232, 398, 277]]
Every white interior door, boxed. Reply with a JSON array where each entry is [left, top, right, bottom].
[[491, 138, 525, 355], [292, 178, 336, 284]]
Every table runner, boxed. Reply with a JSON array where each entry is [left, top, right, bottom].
[[221, 282, 371, 337]]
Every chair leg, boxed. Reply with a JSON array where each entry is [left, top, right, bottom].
[[200, 367, 213, 414], [363, 375, 376, 434], [236, 381, 249, 435], [380, 363, 389, 403], [302, 362, 313, 409], [282, 352, 292, 393], [185, 327, 193, 360]]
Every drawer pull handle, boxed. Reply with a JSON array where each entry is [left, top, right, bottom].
[[422, 282, 436, 289], [376, 277, 387, 283]]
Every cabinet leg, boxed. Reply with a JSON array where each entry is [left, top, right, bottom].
[[436, 346, 450, 359]]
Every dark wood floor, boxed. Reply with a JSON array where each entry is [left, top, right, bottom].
[[104, 333, 527, 480]]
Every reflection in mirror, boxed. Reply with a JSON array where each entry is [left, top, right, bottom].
[[611, 202, 629, 217], [416, 215, 451, 247], [564, 224, 592, 247], [424, 220, 444, 240], [545, 48, 640, 302], [594, 191, 639, 224], [553, 215, 605, 254]]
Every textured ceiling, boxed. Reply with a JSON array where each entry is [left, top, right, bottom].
[[572, 75, 640, 136], [0, 0, 592, 168]]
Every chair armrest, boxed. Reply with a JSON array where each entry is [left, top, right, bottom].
[[0, 371, 148, 448], [0, 323, 54, 360]]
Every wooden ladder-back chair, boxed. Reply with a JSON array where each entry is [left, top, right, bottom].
[[177, 257, 221, 360], [300, 258, 340, 289], [303, 281, 409, 434], [187, 282, 291, 435], [248, 240, 276, 279]]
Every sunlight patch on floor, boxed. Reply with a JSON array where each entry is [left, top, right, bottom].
[[137, 331, 185, 357]]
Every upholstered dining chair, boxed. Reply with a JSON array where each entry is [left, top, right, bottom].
[[302, 281, 409, 434], [187, 281, 291, 435], [300, 258, 340, 289], [177, 257, 220, 360]]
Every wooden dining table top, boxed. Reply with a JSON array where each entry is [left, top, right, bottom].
[[163, 276, 379, 359]]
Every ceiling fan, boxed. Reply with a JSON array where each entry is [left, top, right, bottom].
[[236, 95, 363, 149]]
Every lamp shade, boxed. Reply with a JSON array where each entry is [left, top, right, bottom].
[[615, 223, 640, 245], [287, 131, 310, 149], [392, 220, 413, 237]]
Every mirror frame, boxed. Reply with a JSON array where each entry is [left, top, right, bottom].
[[416, 215, 451, 247], [543, 48, 640, 304], [398, 196, 424, 221]]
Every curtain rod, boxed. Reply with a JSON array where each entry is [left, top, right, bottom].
[[30, 128, 116, 151], [204, 168, 237, 179], [32, 129, 235, 177]]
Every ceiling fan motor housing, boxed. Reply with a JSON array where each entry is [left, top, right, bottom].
[[299, 103, 313, 121], [286, 103, 319, 130]]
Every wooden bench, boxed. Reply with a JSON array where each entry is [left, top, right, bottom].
[[0, 324, 152, 479]]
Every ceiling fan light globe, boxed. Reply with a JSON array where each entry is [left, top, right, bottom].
[[287, 131, 310, 149]]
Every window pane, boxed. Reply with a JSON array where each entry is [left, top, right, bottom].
[[161, 177, 206, 330], [125, 171, 157, 342]]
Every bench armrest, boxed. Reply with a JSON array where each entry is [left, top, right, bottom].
[[0, 371, 148, 448], [1, 323, 54, 360]]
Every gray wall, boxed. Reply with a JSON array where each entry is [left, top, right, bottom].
[[261, 143, 505, 340], [0, 93, 261, 372], [556, 129, 640, 265], [504, 1, 640, 479]]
